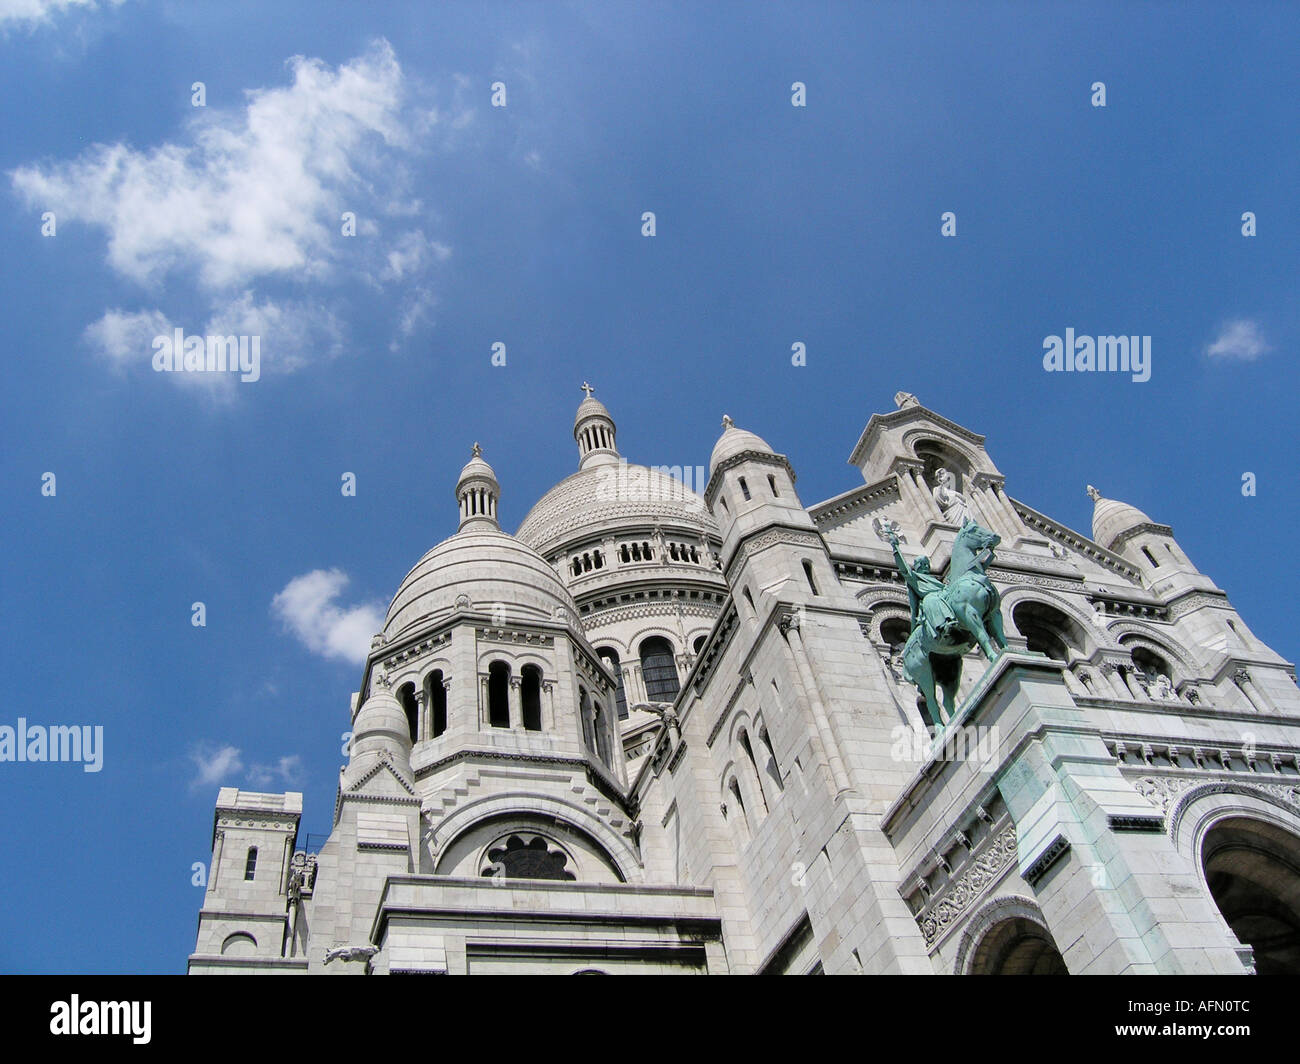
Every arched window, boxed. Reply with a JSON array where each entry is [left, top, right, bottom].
[[739, 476, 751, 501], [768, 474, 779, 497], [521, 665, 543, 731], [640, 637, 680, 703], [619, 544, 630, 563], [727, 776, 751, 842], [579, 688, 595, 751], [572, 558, 582, 576], [426, 670, 448, 738], [1141, 546, 1159, 567], [597, 648, 628, 720], [693, 635, 706, 655], [244, 847, 258, 881], [718, 496, 729, 514], [1012, 601, 1084, 664], [802, 559, 820, 596], [488, 661, 511, 728], [592, 702, 611, 765], [759, 725, 783, 794], [1129, 644, 1173, 689], [397, 682, 418, 742], [739, 730, 769, 816]]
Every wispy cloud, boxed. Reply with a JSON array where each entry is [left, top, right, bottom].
[[11, 39, 452, 390], [271, 568, 383, 666], [1206, 318, 1271, 362], [187, 742, 243, 791], [187, 742, 304, 792], [12, 40, 421, 289], [0, 0, 123, 29], [247, 755, 304, 789]]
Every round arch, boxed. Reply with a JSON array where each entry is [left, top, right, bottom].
[[953, 895, 1068, 975], [427, 792, 644, 884], [1167, 783, 1300, 973]]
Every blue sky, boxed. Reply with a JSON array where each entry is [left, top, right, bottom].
[[0, 1, 1295, 973]]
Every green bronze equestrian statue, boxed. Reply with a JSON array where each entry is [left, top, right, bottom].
[[887, 520, 1008, 729]]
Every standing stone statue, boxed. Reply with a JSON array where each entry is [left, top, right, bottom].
[[933, 468, 971, 525]]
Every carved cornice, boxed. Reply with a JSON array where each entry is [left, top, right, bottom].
[[724, 526, 824, 582], [1165, 589, 1233, 620], [1011, 500, 1142, 581], [809, 477, 901, 529], [703, 449, 796, 501], [914, 824, 1018, 948]]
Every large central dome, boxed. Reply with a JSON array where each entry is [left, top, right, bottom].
[[516, 462, 717, 555]]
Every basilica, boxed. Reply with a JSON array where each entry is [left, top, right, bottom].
[[188, 390, 1300, 974]]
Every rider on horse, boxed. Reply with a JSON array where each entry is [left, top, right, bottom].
[[889, 536, 960, 645]]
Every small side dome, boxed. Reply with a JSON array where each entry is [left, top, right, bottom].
[[710, 414, 774, 474], [349, 678, 412, 766], [1087, 484, 1156, 551]]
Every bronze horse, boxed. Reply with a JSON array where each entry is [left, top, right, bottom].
[[889, 521, 1007, 728]]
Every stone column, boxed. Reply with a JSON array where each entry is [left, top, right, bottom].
[[1234, 668, 1268, 713], [628, 663, 648, 705], [212, 829, 225, 887], [780, 616, 852, 795], [414, 689, 428, 741], [509, 677, 523, 730]]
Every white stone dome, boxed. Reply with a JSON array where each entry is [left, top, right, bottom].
[[516, 463, 718, 555], [709, 417, 774, 474], [350, 685, 411, 754], [385, 528, 579, 639], [1087, 486, 1158, 552], [574, 395, 613, 431]]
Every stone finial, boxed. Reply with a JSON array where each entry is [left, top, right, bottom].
[[721, 414, 734, 430], [471, 441, 482, 458], [580, 381, 595, 398], [894, 391, 918, 408], [373, 669, 391, 689], [1086, 484, 1102, 502]]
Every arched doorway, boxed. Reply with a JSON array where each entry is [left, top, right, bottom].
[[1202, 817, 1300, 974], [968, 916, 1068, 975]]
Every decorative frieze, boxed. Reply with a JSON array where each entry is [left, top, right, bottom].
[[915, 825, 1018, 947]]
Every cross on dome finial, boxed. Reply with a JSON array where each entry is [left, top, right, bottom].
[[721, 414, 734, 430], [580, 381, 595, 398], [1086, 484, 1102, 502], [472, 442, 482, 458]]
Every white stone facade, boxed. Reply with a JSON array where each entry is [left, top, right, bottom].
[[188, 392, 1300, 975]]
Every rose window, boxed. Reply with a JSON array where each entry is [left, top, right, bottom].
[[480, 833, 576, 881]]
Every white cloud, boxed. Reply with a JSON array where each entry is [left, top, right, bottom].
[[1206, 319, 1271, 362], [247, 754, 304, 788], [82, 307, 171, 371], [204, 291, 344, 373], [12, 40, 416, 289], [26, 45, 397, 286], [188, 742, 303, 792], [0, 0, 120, 28], [188, 742, 243, 791], [271, 568, 383, 666]]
